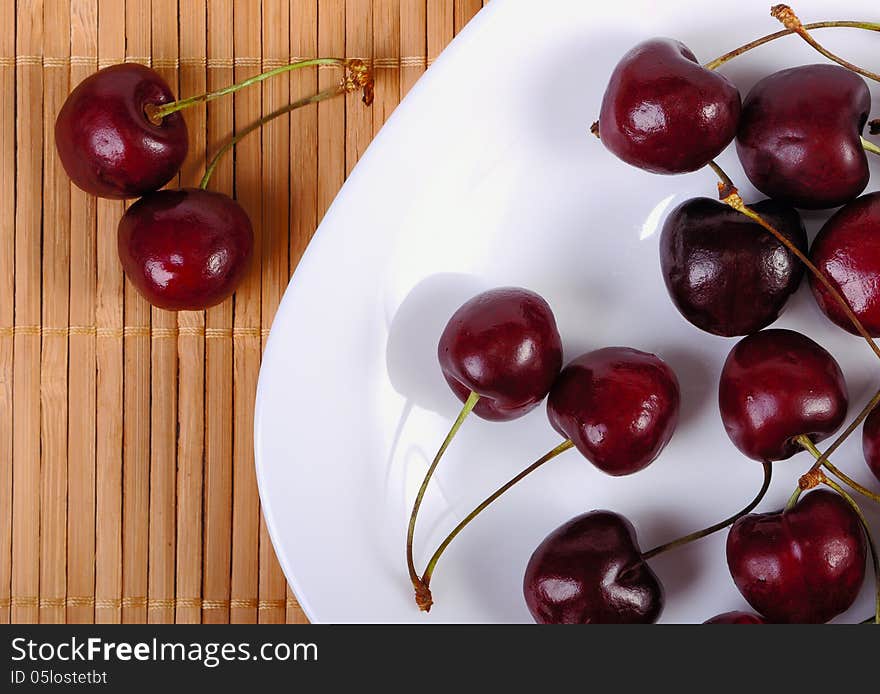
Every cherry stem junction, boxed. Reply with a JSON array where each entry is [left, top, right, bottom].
[[708, 160, 880, 363], [796, 434, 880, 505], [821, 477, 880, 624], [407, 391, 480, 611], [769, 5, 880, 84], [417, 439, 576, 603], [641, 461, 772, 560], [147, 57, 371, 122], [704, 17, 880, 71]]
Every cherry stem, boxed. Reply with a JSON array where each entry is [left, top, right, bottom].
[[797, 434, 880, 505], [821, 477, 880, 624], [147, 57, 361, 122], [708, 160, 880, 363], [406, 391, 480, 611], [704, 19, 880, 71], [861, 136, 880, 157], [641, 461, 772, 561], [769, 5, 880, 84], [418, 439, 576, 600], [200, 84, 344, 189], [870, 119, 880, 135]]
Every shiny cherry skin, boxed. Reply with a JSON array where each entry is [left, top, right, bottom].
[[736, 65, 870, 209], [547, 348, 680, 476], [703, 611, 766, 624], [719, 329, 847, 462], [55, 63, 188, 199], [598, 38, 741, 174], [862, 406, 880, 484], [438, 288, 563, 421], [727, 490, 866, 624], [660, 197, 806, 337], [809, 192, 880, 337], [524, 511, 663, 624], [118, 188, 254, 311]]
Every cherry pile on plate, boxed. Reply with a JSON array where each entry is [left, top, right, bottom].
[[54, 58, 373, 310], [406, 5, 880, 624]]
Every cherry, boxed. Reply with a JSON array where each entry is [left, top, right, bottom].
[[736, 64, 871, 209], [117, 188, 254, 311], [523, 511, 662, 624], [659, 197, 806, 337], [862, 406, 880, 484], [55, 63, 188, 199], [726, 489, 866, 623], [438, 288, 563, 422], [809, 192, 880, 337], [703, 611, 766, 624], [597, 38, 740, 174], [547, 348, 680, 476], [719, 329, 848, 462]]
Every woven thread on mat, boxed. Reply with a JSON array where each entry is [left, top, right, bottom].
[[3, 55, 434, 69], [0, 325, 268, 338], [0, 596, 299, 610]]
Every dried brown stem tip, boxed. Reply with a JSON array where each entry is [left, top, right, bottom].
[[414, 582, 433, 612], [343, 59, 374, 105], [870, 118, 880, 135], [771, 4, 802, 31], [590, 120, 600, 138], [799, 468, 826, 490]]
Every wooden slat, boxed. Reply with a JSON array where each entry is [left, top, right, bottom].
[[12, 0, 44, 625], [0, 0, 17, 626], [428, 0, 453, 64], [66, 0, 98, 626], [316, 0, 345, 219], [345, 0, 372, 176], [257, 0, 289, 626], [230, 0, 262, 625], [121, 0, 151, 625], [454, 0, 481, 33], [176, 0, 207, 625], [94, 0, 125, 626], [202, 0, 234, 626], [400, 0, 426, 96], [39, 0, 71, 625]]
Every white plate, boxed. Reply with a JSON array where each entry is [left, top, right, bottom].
[[255, 0, 880, 623]]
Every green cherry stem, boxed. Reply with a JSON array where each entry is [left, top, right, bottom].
[[418, 439, 576, 602], [641, 461, 772, 560], [200, 85, 345, 189], [708, 160, 880, 363], [147, 57, 358, 122], [821, 477, 880, 624], [862, 136, 880, 157], [704, 18, 880, 71], [407, 391, 480, 611], [797, 434, 880, 505], [770, 5, 880, 84]]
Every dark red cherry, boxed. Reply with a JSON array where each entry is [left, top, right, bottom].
[[660, 197, 806, 337], [438, 288, 563, 421], [862, 406, 880, 484], [118, 188, 253, 311], [598, 38, 741, 174], [718, 329, 847, 462], [55, 63, 188, 199], [809, 192, 880, 337], [703, 611, 766, 624], [736, 65, 870, 209], [547, 348, 679, 476], [524, 511, 663, 624], [726, 490, 866, 624]]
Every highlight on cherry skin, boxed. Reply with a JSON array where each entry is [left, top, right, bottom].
[[523, 511, 663, 624], [597, 38, 741, 174], [863, 406, 880, 485], [726, 489, 867, 624], [437, 287, 564, 421], [736, 64, 871, 210], [718, 329, 848, 462], [809, 192, 880, 337], [547, 347, 680, 476], [659, 197, 806, 337], [117, 188, 254, 311], [55, 63, 188, 199]]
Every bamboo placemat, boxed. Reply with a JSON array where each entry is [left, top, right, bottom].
[[1, 0, 486, 625]]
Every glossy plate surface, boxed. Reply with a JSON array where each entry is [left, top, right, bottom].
[[255, 0, 880, 622]]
